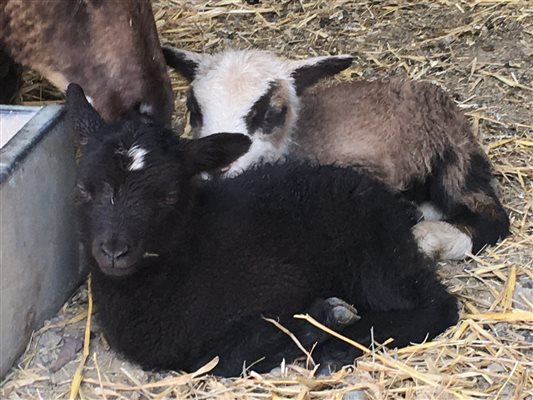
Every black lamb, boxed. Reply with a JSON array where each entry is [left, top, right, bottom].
[[67, 83, 459, 377]]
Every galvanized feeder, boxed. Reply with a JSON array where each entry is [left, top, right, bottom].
[[0, 105, 83, 377]]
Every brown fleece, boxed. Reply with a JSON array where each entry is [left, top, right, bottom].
[[292, 78, 508, 251], [295, 79, 486, 200], [0, 0, 173, 123]]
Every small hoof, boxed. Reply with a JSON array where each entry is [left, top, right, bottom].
[[325, 297, 360, 326]]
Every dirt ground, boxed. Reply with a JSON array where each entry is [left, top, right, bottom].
[[1, 1, 532, 399]]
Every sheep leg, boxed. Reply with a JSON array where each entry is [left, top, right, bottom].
[[413, 220, 473, 260], [444, 191, 509, 254], [205, 297, 360, 377], [419, 151, 509, 259], [442, 158, 508, 255], [316, 276, 459, 372], [295, 297, 361, 346]]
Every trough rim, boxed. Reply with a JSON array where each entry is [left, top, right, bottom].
[[0, 105, 64, 186]]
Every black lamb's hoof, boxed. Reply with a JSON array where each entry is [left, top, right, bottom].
[[297, 297, 360, 348], [324, 297, 360, 328]]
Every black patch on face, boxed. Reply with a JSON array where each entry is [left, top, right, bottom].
[[245, 82, 287, 135], [264, 104, 288, 134], [186, 90, 203, 128]]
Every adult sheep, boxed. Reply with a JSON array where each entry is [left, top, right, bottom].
[[67, 83, 458, 377], [162, 47, 509, 260], [0, 0, 173, 125]]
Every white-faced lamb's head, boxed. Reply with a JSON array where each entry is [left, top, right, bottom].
[[162, 47, 353, 176], [66, 83, 251, 277]]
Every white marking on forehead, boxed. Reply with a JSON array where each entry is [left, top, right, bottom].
[[85, 95, 94, 106], [128, 145, 148, 171], [139, 103, 153, 116]]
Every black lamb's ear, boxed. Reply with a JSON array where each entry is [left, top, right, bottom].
[[290, 55, 353, 96], [162, 47, 207, 82], [65, 83, 104, 145], [182, 133, 251, 175]]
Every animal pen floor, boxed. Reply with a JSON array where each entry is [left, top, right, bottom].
[[1, 1, 532, 399]]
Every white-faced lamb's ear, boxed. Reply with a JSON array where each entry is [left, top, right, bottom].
[[182, 133, 251, 175], [289, 55, 353, 96], [65, 83, 104, 146], [162, 47, 207, 82]]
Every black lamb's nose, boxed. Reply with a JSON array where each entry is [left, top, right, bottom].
[[101, 241, 129, 260]]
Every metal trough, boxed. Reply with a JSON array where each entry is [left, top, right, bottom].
[[0, 105, 83, 377]]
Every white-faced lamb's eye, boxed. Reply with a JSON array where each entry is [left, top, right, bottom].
[[263, 105, 288, 134], [164, 191, 179, 205], [75, 184, 92, 203]]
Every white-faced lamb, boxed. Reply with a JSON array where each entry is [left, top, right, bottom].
[[162, 47, 510, 261], [67, 83, 458, 376]]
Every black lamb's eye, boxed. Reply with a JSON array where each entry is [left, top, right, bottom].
[[164, 191, 179, 205], [186, 91, 203, 128]]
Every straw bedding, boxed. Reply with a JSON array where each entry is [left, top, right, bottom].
[[1, 1, 532, 399]]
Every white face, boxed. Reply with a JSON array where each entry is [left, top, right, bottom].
[[188, 50, 300, 176], [164, 48, 353, 177]]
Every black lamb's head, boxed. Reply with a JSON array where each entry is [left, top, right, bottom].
[[66, 83, 251, 277]]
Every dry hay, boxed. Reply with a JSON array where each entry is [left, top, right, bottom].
[[1, 0, 532, 399]]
